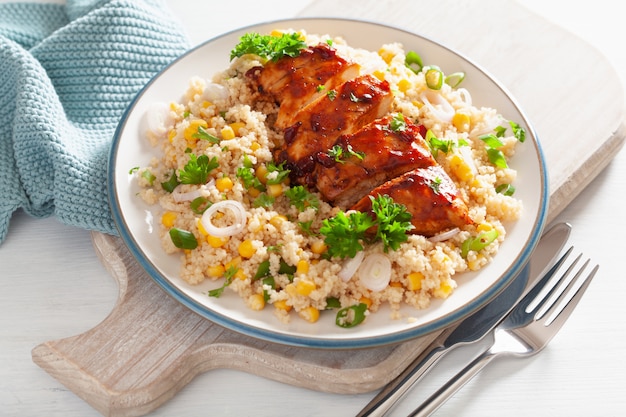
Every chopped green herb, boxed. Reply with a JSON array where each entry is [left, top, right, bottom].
[[192, 125, 220, 144], [327, 144, 365, 164], [326, 89, 337, 101], [320, 211, 375, 259], [169, 228, 198, 250], [325, 297, 341, 309], [230, 32, 306, 62], [389, 113, 407, 132], [141, 169, 156, 186], [496, 183, 516, 196], [428, 176, 443, 195], [254, 260, 271, 280], [479, 134, 508, 168], [370, 194, 414, 252], [253, 193, 275, 208], [426, 130, 452, 157], [336, 303, 368, 328], [510, 121, 526, 143], [265, 161, 290, 185], [179, 154, 219, 184], [208, 266, 238, 297], [285, 185, 320, 211]]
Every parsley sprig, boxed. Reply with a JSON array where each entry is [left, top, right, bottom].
[[230, 32, 307, 62], [320, 195, 414, 258], [179, 154, 219, 184]]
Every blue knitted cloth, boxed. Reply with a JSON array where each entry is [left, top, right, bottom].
[[0, 0, 190, 244]]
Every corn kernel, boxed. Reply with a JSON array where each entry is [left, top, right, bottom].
[[248, 293, 265, 311], [229, 122, 246, 135], [220, 125, 235, 140], [298, 306, 320, 323], [310, 240, 327, 255], [372, 70, 386, 81], [295, 279, 316, 296], [266, 183, 283, 197], [197, 219, 208, 236], [390, 281, 403, 288], [215, 176, 234, 192], [248, 187, 262, 198], [250, 142, 261, 151], [224, 256, 242, 271], [238, 239, 257, 258], [207, 264, 225, 278], [452, 111, 471, 132], [397, 79, 412, 93], [270, 29, 284, 37], [407, 272, 424, 291], [255, 165, 269, 184], [234, 268, 247, 280], [296, 260, 309, 276], [284, 283, 297, 297], [167, 129, 177, 143], [207, 234, 228, 248], [359, 297, 373, 309], [184, 119, 208, 143], [202, 101, 213, 108], [449, 153, 474, 182], [269, 215, 287, 228], [468, 254, 485, 271], [274, 300, 292, 312], [378, 48, 394, 64], [161, 211, 177, 228], [434, 280, 454, 298], [476, 222, 493, 233]]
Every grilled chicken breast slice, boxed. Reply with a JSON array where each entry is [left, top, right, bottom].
[[248, 43, 361, 130], [280, 74, 393, 179], [315, 114, 436, 208], [351, 166, 473, 236]]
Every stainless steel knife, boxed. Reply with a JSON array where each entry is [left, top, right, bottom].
[[356, 222, 572, 417]]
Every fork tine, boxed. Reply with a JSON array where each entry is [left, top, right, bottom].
[[541, 261, 598, 327], [532, 252, 583, 318]]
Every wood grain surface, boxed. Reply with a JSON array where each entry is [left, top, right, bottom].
[[31, 1, 626, 416]]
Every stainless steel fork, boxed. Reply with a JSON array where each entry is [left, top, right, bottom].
[[408, 250, 598, 417]]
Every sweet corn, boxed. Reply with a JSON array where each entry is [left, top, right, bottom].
[[274, 300, 292, 312], [184, 119, 208, 143], [468, 254, 485, 271], [310, 240, 327, 255], [220, 125, 235, 140], [434, 280, 454, 298], [248, 293, 265, 311], [167, 129, 177, 143], [298, 306, 320, 323], [250, 142, 261, 151], [234, 268, 247, 280], [269, 214, 287, 228], [207, 234, 228, 248], [161, 211, 177, 228], [247, 187, 262, 198], [378, 47, 394, 64], [359, 297, 373, 309], [449, 153, 474, 182], [295, 279, 316, 296], [390, 281, 403, 288], [255, 165, 269, 184], [215, 176, 234, 192], [284, 283, 297, 297], [238, 239, 257, 259], [266, 183, 283, 198], [372, 70, 386, 81], [407, 272, 424, 291], [229, 122, 245, 136], [224, 256, 242, 271], [201, 100, 213, 108], [296, 259, 309, 276], [452, 110, 471, 132], [476, 222, 493, 233], [397, 79, 412, 93], [197, 219, 208, 236], [206, 264, 225, 278]]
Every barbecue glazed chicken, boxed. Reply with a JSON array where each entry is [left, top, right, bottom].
[[247, 42, 473, 237]]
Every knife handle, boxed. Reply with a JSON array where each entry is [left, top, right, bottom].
[[356, 333, 452, 417]]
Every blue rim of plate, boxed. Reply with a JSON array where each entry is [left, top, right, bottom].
[[107, 17, 549, 349]]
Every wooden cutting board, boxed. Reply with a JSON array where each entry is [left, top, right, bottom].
[[31, 1, 626, 416]]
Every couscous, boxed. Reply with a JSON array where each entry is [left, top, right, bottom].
[[133, 30, 524, 327]]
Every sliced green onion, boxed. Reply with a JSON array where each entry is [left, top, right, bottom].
[[486, 148, 508, 168], [479, 134, 504, 149], [325, 297, 342, 309], [461, 229, 499, 258], [161, 171, 180, 193], [262, 276, 275, 302], [141, 169, 156, 186], [496, 183, 516, 196], [445, 72, 465, 88], [405, 51, 423, 74], [425, 67, 444, 90], [190, 196, 211, 214], [254, 259, 271, 280], [169, 227, 198, 250], [336, 303, 368, 328]]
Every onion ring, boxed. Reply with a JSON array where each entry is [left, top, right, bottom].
[[201, 200, 247, 237]]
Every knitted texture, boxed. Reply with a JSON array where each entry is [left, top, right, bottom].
[[0, 0, 190, 244]]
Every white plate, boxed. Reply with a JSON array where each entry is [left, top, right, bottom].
[[108, 18, 548, 349]]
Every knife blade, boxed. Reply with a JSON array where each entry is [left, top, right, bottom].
[[356, 222, 571, 417]]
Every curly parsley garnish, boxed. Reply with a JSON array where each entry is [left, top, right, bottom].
[[285, 185, 320, 211], [389, 113, 407, 132], [230, 32, 307, 62], [320, 195, 413, 258], [179, 154, 219, 184]]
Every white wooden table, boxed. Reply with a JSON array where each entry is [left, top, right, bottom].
[[1, 1, 625, 416]]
